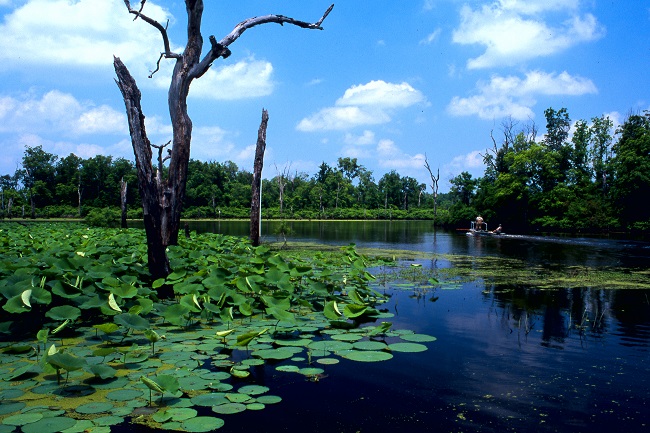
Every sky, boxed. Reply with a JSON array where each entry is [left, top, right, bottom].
[[0, 0, 648, 193]]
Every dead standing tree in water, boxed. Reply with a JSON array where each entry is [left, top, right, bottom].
[[250, 109, 268, 247], [424, 154, 440, 226], [114, 1, 333, 280]]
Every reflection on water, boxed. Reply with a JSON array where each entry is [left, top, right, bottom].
[[176, 220, 650, 432]]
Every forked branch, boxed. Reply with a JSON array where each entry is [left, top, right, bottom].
[[190, 4, 334, 80], [122, 0, 180, 65]]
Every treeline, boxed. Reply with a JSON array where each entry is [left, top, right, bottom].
[[1, 108, 649, 233]]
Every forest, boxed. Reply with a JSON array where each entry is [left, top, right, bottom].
[[1, 108, 648, 234]]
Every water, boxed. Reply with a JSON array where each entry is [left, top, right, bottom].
[[149, 220, 650, 432]]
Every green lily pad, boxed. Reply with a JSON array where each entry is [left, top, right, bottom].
[[246, 402, 265, 411], [316, 357, 339, 365], [237, 385, 269, 395], [211, 403, 246, 414], [61, 419, 94, 433], [181, 416, 225, 432], [298, 367, 325, 376], [308, 340, 354, 352], [47, 352, 86, 371], [106, 389, 143, 401], [251, 347, 299, 360], [191, 393, 228, 407], [330, 333, 363, 342], [275, 365, 300, 373], [86, 364, 117, 379], [352, 341, 388, 351], [168, 408, 197, 422], [0, 401, 26, 415], [76, 402, 114, 414], [256, 395, 282, 404], [341, 350, 393, 362], [388, 342, 428, 353], [179, 377, 212, 391], [2, 412, 43, 426], [92, 415, 124, 426], [20, 417, 76, 433], [400, 333, 437, 343]]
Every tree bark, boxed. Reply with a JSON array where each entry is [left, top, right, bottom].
[[120, 177, 128, 229], [114, 57, 170, 281], [250, 109, 269, 247]]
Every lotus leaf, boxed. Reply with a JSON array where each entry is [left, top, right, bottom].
[[388, 342, 428, 353], [191, 393, 228, 407], [323, 301, 342, 320], [212, 403, 246, 414], [181, 416, 225, 432], [330, 333, 363, 342], [20, 416, 76, 433], [75, 402, 114, 414], [352, 341, 388, 351], [275, 365, 300, 373], [256, 395, 282, 404], [106, 389, 144, 401], [87, 364, 117, 379], [1, 412, 43, 426], [225, 393, 251, 403], [47, 352, 86, 371], [110, 283, 138, 299], [93, 415, 124, 426], [342, 303, 368, 318], [316, 357, 339, 365], [168, 408, 197, 421], [114, 313, 149, 330], [252, 347, 300, 360], [400, 333, 437, 343], [2, 294, 31, 314], [93, 323, 119, 334], [341, 350, 393, 362], [238, 385, 269, 395]]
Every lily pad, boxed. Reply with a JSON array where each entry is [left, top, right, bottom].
[[400, 333, 437, 343], [76, 402, 114, 414], [45, 306, 81, 321], [316, 357, 339, 365], [168, 408, 197, 422], [246, 402, 265, 411], [341, 350, 393, 362], [181, 416, 225, 432], [352, 341, 388, 351], [211, 403, 246, 415], [237, 385, 269, 396], [256, 395, 282, 404], [106, 389, 144, 401], [2, 412, 43, 426], [388, 342, 428, 353], [20, 417, 76, 433], [191, 393, 228, 407]]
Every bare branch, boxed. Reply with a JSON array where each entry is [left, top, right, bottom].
[[190, 4, 334, 80], [122, 0, 181, 73], [152, 140, 172, 175]]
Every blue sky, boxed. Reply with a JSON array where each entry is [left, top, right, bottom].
[[0, 0, 648, 192]]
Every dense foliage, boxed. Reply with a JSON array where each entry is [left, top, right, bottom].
[[1, 108, 648, 232]]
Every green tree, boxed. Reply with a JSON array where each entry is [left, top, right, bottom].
[[21, 145, 58, 218], [610, 112, 650, 229]]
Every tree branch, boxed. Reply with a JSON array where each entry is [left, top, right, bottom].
[[122, 0, 181, 74], [190, 4, 334, 80]]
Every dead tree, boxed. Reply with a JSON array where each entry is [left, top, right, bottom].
[[274, 162, 292, 216], [424, 154, 440, 226], [114, 1, 333, 280], [250, 109, 268, 247], [120, 177, 128, 228]]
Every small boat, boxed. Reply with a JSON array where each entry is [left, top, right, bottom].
[[466, 219, 504, 236]]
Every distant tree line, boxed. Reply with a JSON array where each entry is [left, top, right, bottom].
[[1, 108, 648, 233]]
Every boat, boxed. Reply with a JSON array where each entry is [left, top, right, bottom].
[[466, 218, 504, 236]]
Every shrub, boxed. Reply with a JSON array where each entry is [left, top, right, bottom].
[[85, 207, 122, 228]]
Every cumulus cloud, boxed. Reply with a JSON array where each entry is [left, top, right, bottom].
[[0, 90, 126, 135], [0, 0, 170, 76], [447, 70, 597, 120], [452, 0, 603, 69], [186, 58, 274, 100], [344, 130, 376, 146], [297, 80, 425, 131], [376, 139, 426, 170]]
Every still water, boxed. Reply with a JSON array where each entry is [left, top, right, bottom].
[[184, 220, 650, 432]]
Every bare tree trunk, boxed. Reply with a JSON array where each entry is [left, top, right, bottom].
[[120, 177, 128, 229], [250, 109, 269, 247], [114, 58, 170, 280], [77, 173, 82, 217], [116, 1, 332, 280], [424, 155, 440, 227]]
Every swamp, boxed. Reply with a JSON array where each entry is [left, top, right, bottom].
[[1, 220, 649, 432]]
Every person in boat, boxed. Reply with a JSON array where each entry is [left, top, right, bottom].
[[492, 224, 503, 234], [475, 216, 485, 231]]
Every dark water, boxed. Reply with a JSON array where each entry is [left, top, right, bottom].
[[165, 221, 650, 432]]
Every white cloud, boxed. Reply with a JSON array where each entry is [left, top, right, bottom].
[[297, 80, 425, 131], [0, 0, 170, 77], [420, 28, 441, 45], [344, 130, 376, 146], [376, 139, 426, 170], [447, 70, 597, 120], [0, 90, 126, 135], [186, 58, 274, 100], [452, 1, 603, 69]]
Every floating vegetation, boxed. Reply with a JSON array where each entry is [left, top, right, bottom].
[[0, 223, 436, 432]]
